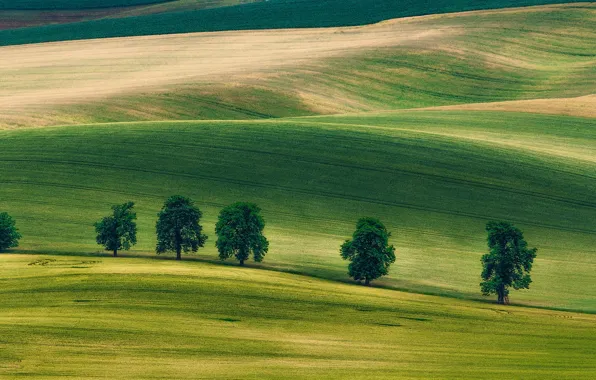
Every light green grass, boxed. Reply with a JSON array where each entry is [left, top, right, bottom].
[[0, 111, 594, 312], [0, 254, 594, 379]]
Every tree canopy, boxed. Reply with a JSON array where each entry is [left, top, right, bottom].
[[340, 217, 396, 285], [0, 212, 21, 251], [216, 202, 269, 266], [94, 201, 137, 257], [481, 221, 537, 304], [156, 195, 207, 260]]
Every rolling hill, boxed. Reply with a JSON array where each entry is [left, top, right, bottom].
[[1, 111, 594, 312], [1, 254, 595, 378], [0, 3, 595, 378], [1, 4, 594, 128], [0, 0, 593, 45]]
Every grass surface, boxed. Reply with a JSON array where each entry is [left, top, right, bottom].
[[0, 0, 592, 45], [1, 4, 594, 128], [0, 111, 594, 312], [1, 254, 595, 379], [0, 4, 594, 378]]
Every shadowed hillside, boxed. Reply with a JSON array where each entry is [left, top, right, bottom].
[[1, 111, 594, 312]]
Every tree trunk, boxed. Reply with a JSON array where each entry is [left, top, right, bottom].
[[113, 249, 118, 257], [239, 259, 244, 266], [497, 285, 506, 304], [175, 230, 182, 260], [364, 278, 370, 286]]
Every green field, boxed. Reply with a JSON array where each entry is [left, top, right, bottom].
[[1, 111, 594, 312], [0, 2, 595, 378], [0, 0, 592, 45], [1, 254, 595, 379]]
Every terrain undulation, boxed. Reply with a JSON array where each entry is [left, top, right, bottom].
[[0, 1, 594, 378]]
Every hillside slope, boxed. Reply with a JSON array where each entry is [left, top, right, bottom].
[[2, 254, 595, 379], [0, 0, 592, 45], [0, 111, 594, 312], [1, 4, 594, 129]]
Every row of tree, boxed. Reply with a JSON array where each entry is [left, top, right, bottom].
[[95, 196, 269, 264], [0, 196, 537, 304]]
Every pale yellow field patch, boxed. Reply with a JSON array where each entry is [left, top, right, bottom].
[[426, 95, 596, 118], [0, 23, 449, 117], [0, 3, 594, 128]]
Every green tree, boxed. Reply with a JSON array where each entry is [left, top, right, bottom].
[[94, 201, 137, 257], [156, 195, 207, 260], [340, 217, 396, 285], [481, 221, 537, 304], [215, 202, 269, 266], [0, 212, 21, 251]]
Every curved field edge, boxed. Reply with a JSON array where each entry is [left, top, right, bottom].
[[0, 254, 595, 379], [0, 111, 594, 312], [0, 0, 593, 46], [1, 4, 594, 129]]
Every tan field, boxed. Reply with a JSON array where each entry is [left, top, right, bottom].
[[0, 3, 594, 129], [427, 95, 596, 118], [0, 25, 447, 109]]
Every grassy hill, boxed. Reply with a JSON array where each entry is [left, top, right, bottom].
[[0, 0, 593, 45], [1, 4, 594, 128], [0, 3, 594, 378], [1, 254, 595, 379], [0, 111, 594, 312]]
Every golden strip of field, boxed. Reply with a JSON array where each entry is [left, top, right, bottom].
[[428, 95, 596, 118], [0, 3, 594, 128], [0, 24, 447, 106]]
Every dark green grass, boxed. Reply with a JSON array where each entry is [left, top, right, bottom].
[[0, 0, 592, 45], [0, 254, 595, 379], [0, 0, 172, 10], [0, 111, 594, 312]]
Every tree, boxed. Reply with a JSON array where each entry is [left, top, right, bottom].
[[481, 221, 537, 304], [215, 202, 269, 266], [0, 212, 21, 251], [340, 217, 396, 285], [94, 202, 137, 257], [156, 195, 207, 260]]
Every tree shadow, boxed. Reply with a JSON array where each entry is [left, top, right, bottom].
[[3, 248, 591, 314]]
